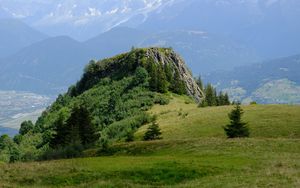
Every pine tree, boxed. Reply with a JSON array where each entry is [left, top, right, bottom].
[[77, 106, 98, 146], [147, 62, 158, 91], [224, 93, 230, 105], [204, 84, 217, 106], [164, 63, 173, 83], [223, 103, 249, 138], [66, 104, 98, 146], [51, 105, 98, 148], [143, 122, 162, 141], [156, 64, 168, 93], [50, 111, 69, 148], [196, 76, 204, 91], [171, 69, 186, 95]]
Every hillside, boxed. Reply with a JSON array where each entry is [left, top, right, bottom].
[[0, 47, 203, 163], [0, 96, 299, 187], [204, 54, 300, 104]]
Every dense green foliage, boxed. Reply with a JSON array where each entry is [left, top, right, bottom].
[[0, 134, 20, 163], [0, 48, 194, 162], [223, 104, 249, 138], [19, 121, 34, 135], [50, 104, 98, 148]]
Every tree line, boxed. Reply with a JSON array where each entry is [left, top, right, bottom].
[[195, 76, 231, 107]]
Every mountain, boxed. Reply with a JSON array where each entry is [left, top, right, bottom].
[[0, 36, 91, 94], [0, 0, 169, 41], [84, 27, 149, 59], [0, 19, 47, 58], [1, 47, 202, 161], [85, 28, 259, 74], [137, 0, 300, 59], [204, 54, 300, 104], [0, 26, 258, 94], [139, 30, 259, 74], [0, 126, 17, 137], [1, 0, 300, 60]]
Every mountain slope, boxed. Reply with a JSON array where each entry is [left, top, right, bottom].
[[204, 54, 300, 103], [2, 48, 202, 162], [0, 19, 47, 58]]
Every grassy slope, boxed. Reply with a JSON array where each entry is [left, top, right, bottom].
[[0, 95, 299, 187]]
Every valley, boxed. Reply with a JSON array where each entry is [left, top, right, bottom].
[[0, 90, 53, 130]]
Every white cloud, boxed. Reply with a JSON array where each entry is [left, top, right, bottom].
[[85, 8, 101, 17], [106, 8, 119, 15]]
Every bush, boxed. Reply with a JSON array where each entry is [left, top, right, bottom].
[[154, 94, 169, 105], [223, 104, 249, 138], [41, 143, 84, 160]]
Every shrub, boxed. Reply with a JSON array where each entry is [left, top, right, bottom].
[[143, 122, 162, 141]]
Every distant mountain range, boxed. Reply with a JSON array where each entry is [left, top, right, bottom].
[[0, 25, 259, 94], [0, 19, 47, 58], [204, 54, 300, 104], [0, 126, 17, 137], [0, 0, 299, 103], [0, 35, 89, 94], [1, 0, 300, 60]]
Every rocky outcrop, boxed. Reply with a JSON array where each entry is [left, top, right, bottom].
[[145, 48, 204, 102]]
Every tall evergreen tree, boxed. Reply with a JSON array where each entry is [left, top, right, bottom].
[[204, 84, 217, 106], [224, 93, 230, 105], [171, 69, 186, 95], [51, 104, 98, 148], [164, 63, 173, 83], [223, 103, 249, 138], [67, 105, 98, 146], [156, 64, 168, 93], [196, 76, 204, 91], [50, 111, 68, 148], [147, 62, 158, 91]]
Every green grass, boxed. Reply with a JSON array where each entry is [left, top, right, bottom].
[[0, 94, 299, 187], [136, 94, 300, 139]]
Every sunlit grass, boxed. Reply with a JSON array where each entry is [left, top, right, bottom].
[[0, 95, 299, 187], [136, 94, 300, 140]]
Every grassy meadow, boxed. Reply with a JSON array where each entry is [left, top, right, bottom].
[[0, 94, 299, 187]]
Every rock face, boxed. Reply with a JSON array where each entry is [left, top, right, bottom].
[[145, 48, 204, 102]]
